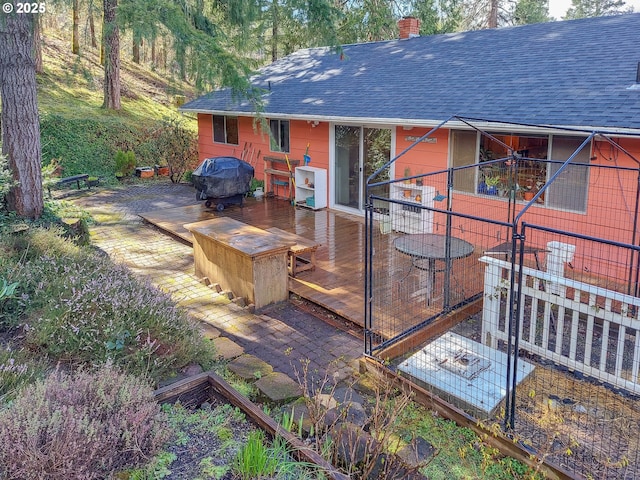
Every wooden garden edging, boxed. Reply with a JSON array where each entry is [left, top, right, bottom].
[[155, 371, 349, 480], [361, 357, 578, 480]]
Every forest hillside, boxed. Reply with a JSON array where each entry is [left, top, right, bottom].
[[38, 32, 197, 179]]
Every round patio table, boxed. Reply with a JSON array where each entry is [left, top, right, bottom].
[[393, 233, 474, 305]]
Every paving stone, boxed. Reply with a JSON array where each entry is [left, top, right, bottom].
[[199, 323, 221, 340], [396, 437, 436, 469], [366, 453, 426, 480], [315, 393, 338, 410], [332, 384, 365, 406], [330, 422, 378, 467], [340, 401, 367, 427], [323, 401, 367, 429], [228, 354, 274, 380], [281, 399, 315, 435], [255, 372, 302, 403], [232, 297, 247, 308], [212, 336, 244, 360], [181, 363, 204, 377], [331, 363, 359, 384]]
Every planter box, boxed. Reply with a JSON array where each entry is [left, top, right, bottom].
[[136, 167, 154, 178], [155, 165, 170, 176]]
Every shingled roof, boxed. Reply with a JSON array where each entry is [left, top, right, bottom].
[[181, 14, 640, 132]]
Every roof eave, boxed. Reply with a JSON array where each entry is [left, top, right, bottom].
[[178, 108, 640, 137]]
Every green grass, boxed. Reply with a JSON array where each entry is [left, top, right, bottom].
[[398, 402, 542, 480], [38, 35, 193, 124]]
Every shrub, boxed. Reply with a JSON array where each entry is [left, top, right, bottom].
[[0, 227, 216, 382], [115, 150, 136, 176], [40, 115, 155, 178], [41, 159, 62, 194], [0, 344, 45, 402], [153, 117, 199, 183], [0, 367, 170, 479]]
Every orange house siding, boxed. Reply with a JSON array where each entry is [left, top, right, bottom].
[[196, 114, 640, 276], [196, 114, 330, 204], [197, 114, 330, 172], [394, 126, 450, 178]]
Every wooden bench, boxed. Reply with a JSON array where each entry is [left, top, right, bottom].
[[47, 174, 89, 196], [266, 227, 320, 277]]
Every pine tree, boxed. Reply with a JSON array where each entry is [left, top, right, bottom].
[[514, 0, 550, 24], [565, 0, 631, 19], [102, 0, 121, 109]]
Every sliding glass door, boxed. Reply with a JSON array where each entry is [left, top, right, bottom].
[[334, 125, 391, 212]]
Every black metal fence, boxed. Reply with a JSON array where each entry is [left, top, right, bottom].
[[364, 119, 640, 478]]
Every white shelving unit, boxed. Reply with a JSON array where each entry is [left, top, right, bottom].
[[390, 183, 435, 233], [295, 166, 327, 210]]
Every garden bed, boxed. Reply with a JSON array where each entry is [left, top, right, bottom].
[[448, 310, 640, 479], [154, 371, 348, 480]]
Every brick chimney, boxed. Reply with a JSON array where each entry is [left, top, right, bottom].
[[398, 16, 420, 39]]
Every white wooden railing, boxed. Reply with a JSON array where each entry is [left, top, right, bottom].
[[479, 256, 640, 395]]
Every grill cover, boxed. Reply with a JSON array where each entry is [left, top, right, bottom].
[[192, 157, 254, 198]]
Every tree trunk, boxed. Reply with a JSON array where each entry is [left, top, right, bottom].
[[162, 38, 167, 70], [89, 11, 97, 47], [488, 0, 498, 28], [72, 0, 80, 54], [132, 36, 141, 64], [0, 13, 44, 218], [34, 14, 43, 73], [271, 0, 278, 62], [151, 38, 156, 66], [102, 0, 120, 110]]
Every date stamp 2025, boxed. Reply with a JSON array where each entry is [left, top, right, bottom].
[[2, 2, 47, 14]]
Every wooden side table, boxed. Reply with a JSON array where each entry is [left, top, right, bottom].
[[263, 156, 300, 200]]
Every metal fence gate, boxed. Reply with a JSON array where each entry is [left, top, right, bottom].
[[364, 119, 640, 478]]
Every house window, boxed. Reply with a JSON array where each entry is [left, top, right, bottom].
[[451, 130, 590, 212], [269, 119, 290, 153], [547, 136, 590, 212], [212, 115, 238, 145]]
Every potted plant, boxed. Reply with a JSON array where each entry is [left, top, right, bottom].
[[85, 176, 99, 188], [403, 167, 412, 184], [114, 150, 136, 179], [250, 178, 265, 200], [523, 186, 536, 201], [484, 175, 501, 195]]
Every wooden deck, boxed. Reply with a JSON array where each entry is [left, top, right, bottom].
[[141, 197, 370, 327], [141, 196, 484, 339]]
